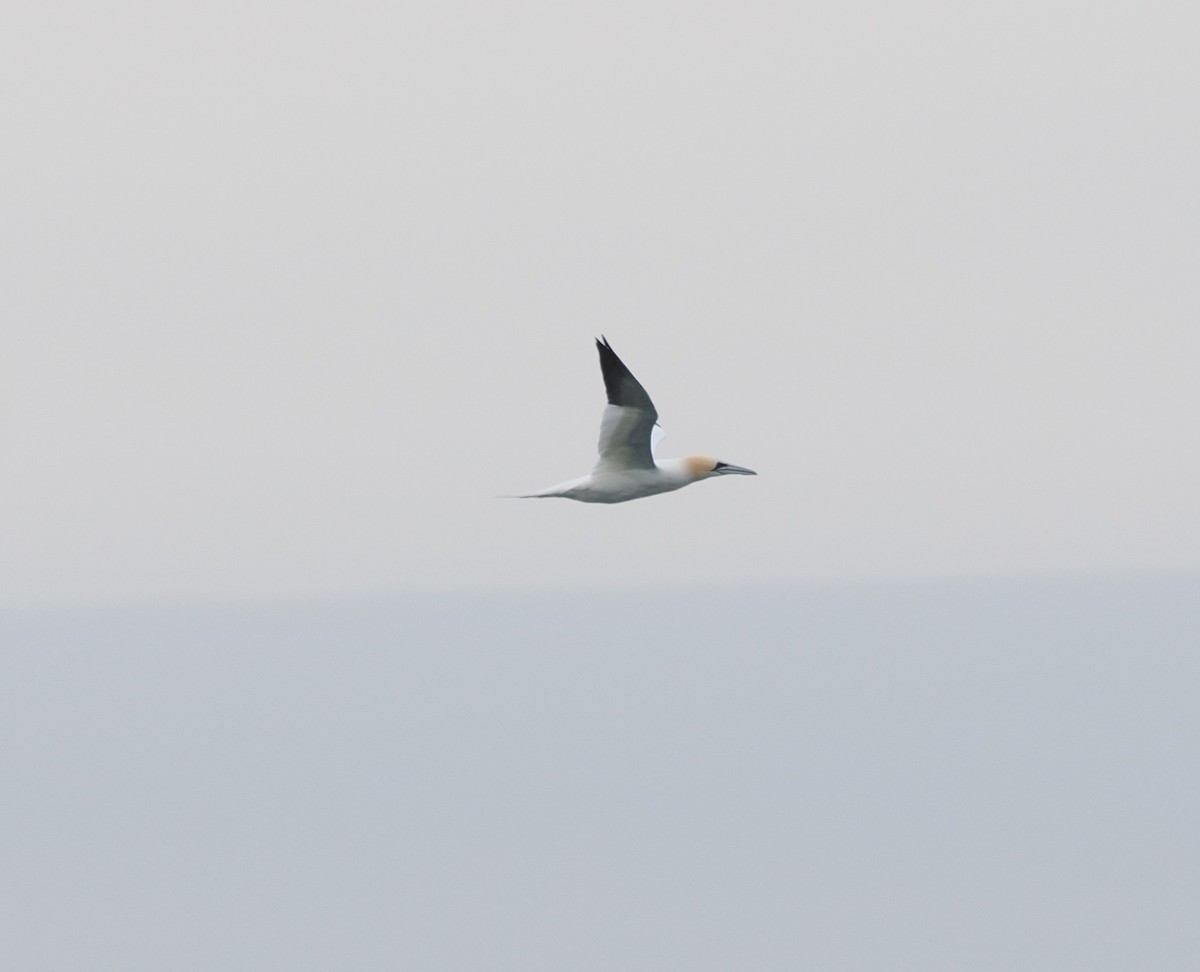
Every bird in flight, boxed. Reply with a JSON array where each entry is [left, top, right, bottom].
[[518, 337, 756, 503]]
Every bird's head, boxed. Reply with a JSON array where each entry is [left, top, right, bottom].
[[683, 456, 757, 480]]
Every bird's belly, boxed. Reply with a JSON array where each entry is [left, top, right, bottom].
[[573, 469, 680, 504]]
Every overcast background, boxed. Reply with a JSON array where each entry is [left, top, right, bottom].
[[3, 0, 1198, 606], [4, 577, 1199, 971], [2, 2, 1199, 969]]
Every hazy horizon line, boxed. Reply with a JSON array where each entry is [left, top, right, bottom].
[[4, 564, 1197, 618]]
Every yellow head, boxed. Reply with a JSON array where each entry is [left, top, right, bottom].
[[683, 456, 757, 480]]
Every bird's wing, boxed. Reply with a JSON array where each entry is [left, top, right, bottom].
[[593, 337, 658, 471], [650, 422, 666, 456]]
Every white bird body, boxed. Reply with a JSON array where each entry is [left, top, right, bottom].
[[520, 457, 711, 504], [519, 339, 756, 504]]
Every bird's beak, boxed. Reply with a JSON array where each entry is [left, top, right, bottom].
[[713, 462, 756, 476]]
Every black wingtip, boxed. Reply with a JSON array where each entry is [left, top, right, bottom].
[[593, 335, 657, 415]]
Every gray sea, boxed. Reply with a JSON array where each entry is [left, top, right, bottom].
[[3, 572, 1198, 970]]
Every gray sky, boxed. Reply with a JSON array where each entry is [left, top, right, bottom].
[[4, 1, 1198, 606]]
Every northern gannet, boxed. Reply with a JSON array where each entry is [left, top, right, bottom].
[[519, 338, 756, 504]]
